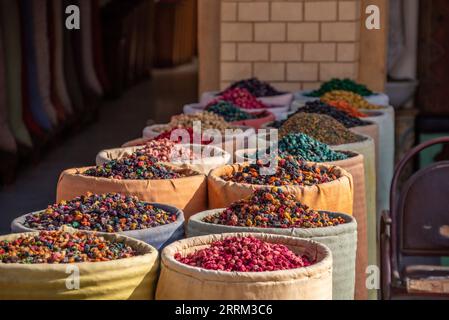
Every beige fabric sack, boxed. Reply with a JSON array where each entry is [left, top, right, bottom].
[[208, 163, 354, 215], [56, 166, 207, 219], [187, 211, 356, 300], [330, 135, 377, 299], [351, 122, 379, 165], [156, 232, 332, 300], [0, 230, 159, 300]]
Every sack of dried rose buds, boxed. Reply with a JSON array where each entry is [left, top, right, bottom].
[[156, 232, 332, 300], [187, 187, 357, 300]]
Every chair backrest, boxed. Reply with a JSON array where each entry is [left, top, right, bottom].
[[390, 137, 449, 273], [398, 161, 449, 255]]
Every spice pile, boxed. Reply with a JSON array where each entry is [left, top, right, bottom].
[[221, 155, 339, 186], [204, 187, 346, 228], [0, 231, 137, 264], [155, 127, 212, 145], [83, 152, 186, 180], [23, 193, 177, 232], [321, 90, 382, 110], [298, 101, 369, 127], [306, 78, 373, 97], [279, 113, 365, 145], [174, 236, 311, 272], [214, 88, 268, 109], [223, 78, 285, 97], [278, 133, 348, 162], [206, 100, 255, 122], [168, 112, 233, 134]]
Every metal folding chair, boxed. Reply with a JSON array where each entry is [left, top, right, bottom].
[[381, 137, 449, 299]]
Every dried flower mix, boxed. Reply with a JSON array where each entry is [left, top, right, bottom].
[[324, 100, 368, 118], [168, 112, 233, 134], [299, 101, 369, 126], [206, 100, 255, 122], [203, 187, 346, 228], [83, 151, 186, 180], [174, 236, 312, 272], [221, 155, 339, 186], [0, 231, 137, 264], [306, 78, 374, 97], [321, 90, 382, 110], [23, 193, 177, 232], [155, 127, 213, 145], [279, 113, 365, 145], [136, 138, 195, 162], [222, 78, 285, 97], [213, 88, 268, 109], [278, 133, 348, 162]]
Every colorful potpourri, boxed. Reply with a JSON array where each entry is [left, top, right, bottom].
[[154, 127, 213, 145], [168, 112, 233, 134], [0, 231, 137, 264], [174, 236, 312, 272], [206, 100, 255, 122], [83, 151, 186, 180], [213, 88, 268, 109], [306, 78, 374, 97], [23, 193, 177, 232], [279, 113, 365, 145], [299, 101, 369, 125], [278, 133, 349, 162], [321, 90, 382, 110], [221, 155, 339, 186], [203, 187, 346, 228], [324, 100, 368, 118], [222, 78, 285, 97], [136, 138, 196, 162]]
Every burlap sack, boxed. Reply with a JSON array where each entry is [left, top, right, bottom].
[[95, 144, 231, 175], [208, 163, 354, 215], [0, 230, 159, 300], [56, 166, 207, 219], [11, 203, 185, 250], [187, 211, 356, 300], [156, 232, 332, 300]]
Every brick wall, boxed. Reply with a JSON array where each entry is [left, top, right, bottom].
[[219, 0, 361, 92]]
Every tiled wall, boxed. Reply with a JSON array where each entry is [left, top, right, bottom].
[[219, 0, 361, 92]]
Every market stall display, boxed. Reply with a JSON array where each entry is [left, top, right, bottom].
[[156, 232, 332, 300]]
